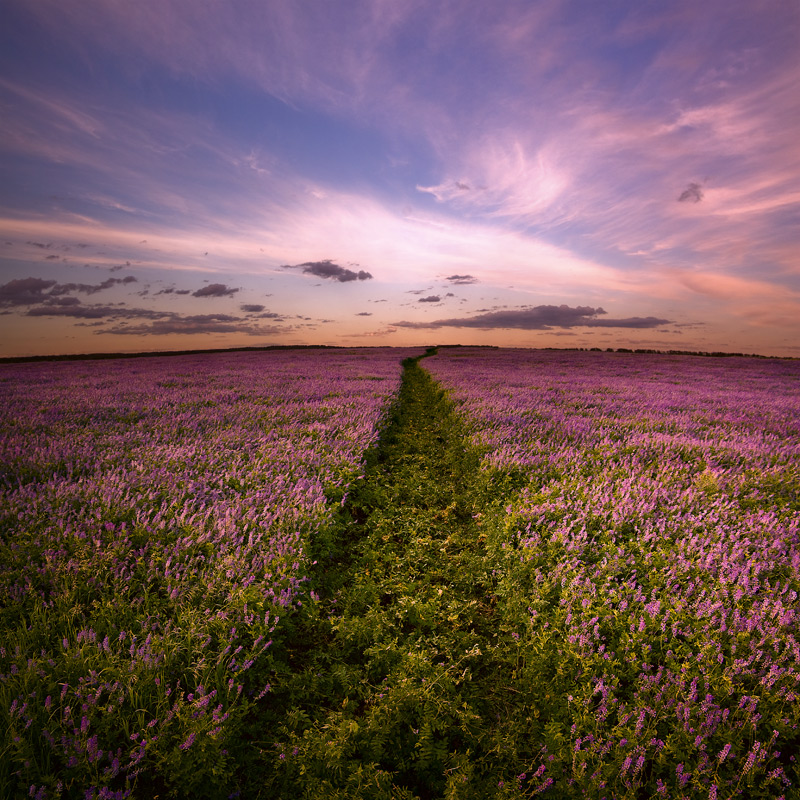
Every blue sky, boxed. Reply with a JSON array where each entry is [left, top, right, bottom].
[[1, 0, 799, 356]]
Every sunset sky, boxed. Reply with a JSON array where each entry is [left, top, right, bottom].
[[2, 0, 799, 357]]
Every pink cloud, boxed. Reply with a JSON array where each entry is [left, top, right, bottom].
[[673, 270, 796, 301]]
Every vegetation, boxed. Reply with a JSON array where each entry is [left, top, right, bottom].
[[254, 353, 543, 798], [2, 347, 798, 798]]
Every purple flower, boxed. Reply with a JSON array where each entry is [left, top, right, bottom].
[[179, 732, 196, 750]]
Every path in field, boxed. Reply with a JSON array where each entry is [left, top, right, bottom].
[[257, 353, 538, 798]]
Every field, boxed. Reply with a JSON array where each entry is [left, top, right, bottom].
[[0, 348, 418, 798], [1, 347, 799, 799]]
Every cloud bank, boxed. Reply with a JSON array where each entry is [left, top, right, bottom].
[[393, 305, 671, 330], [0, 275, 288, 337], [0, 276, 138, 306]]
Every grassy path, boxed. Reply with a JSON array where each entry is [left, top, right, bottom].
[[251, 353, 548, 799]]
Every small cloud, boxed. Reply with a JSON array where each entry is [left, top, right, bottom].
[[445, 274, 478, 285], [283, 259, 373, 282], [239, 304, 283, 320], [678, 182, 704, 203], [419, 295, 441, 303], [192, 283, 240, 298], [356, 312, 372, 316]]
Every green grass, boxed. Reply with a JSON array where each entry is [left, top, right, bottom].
[[236, 353, 560, 799]]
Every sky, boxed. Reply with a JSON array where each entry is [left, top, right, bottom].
[[1, 0, 799, 358]]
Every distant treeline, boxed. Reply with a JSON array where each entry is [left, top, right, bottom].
[[544, 346, 789, 359], [0, 344, 353, 365]]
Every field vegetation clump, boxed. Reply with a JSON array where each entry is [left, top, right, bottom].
[[0, 348, 418, 798]]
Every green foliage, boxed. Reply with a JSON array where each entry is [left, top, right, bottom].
[[248, 355, 565, 798]]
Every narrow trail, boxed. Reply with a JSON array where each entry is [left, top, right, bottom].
[[253, 352, 539, 799]]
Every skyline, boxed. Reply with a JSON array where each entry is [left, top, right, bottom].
[[2, 0, 799, 358]]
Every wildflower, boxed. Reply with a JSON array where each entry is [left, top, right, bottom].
[[742, 742, 760, 775], [179, 732, 196, 750]]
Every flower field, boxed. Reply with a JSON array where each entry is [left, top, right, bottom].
[[0, 348, 418, 798], [425, 348, 800, 797], [3, 345, 799, 799]]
